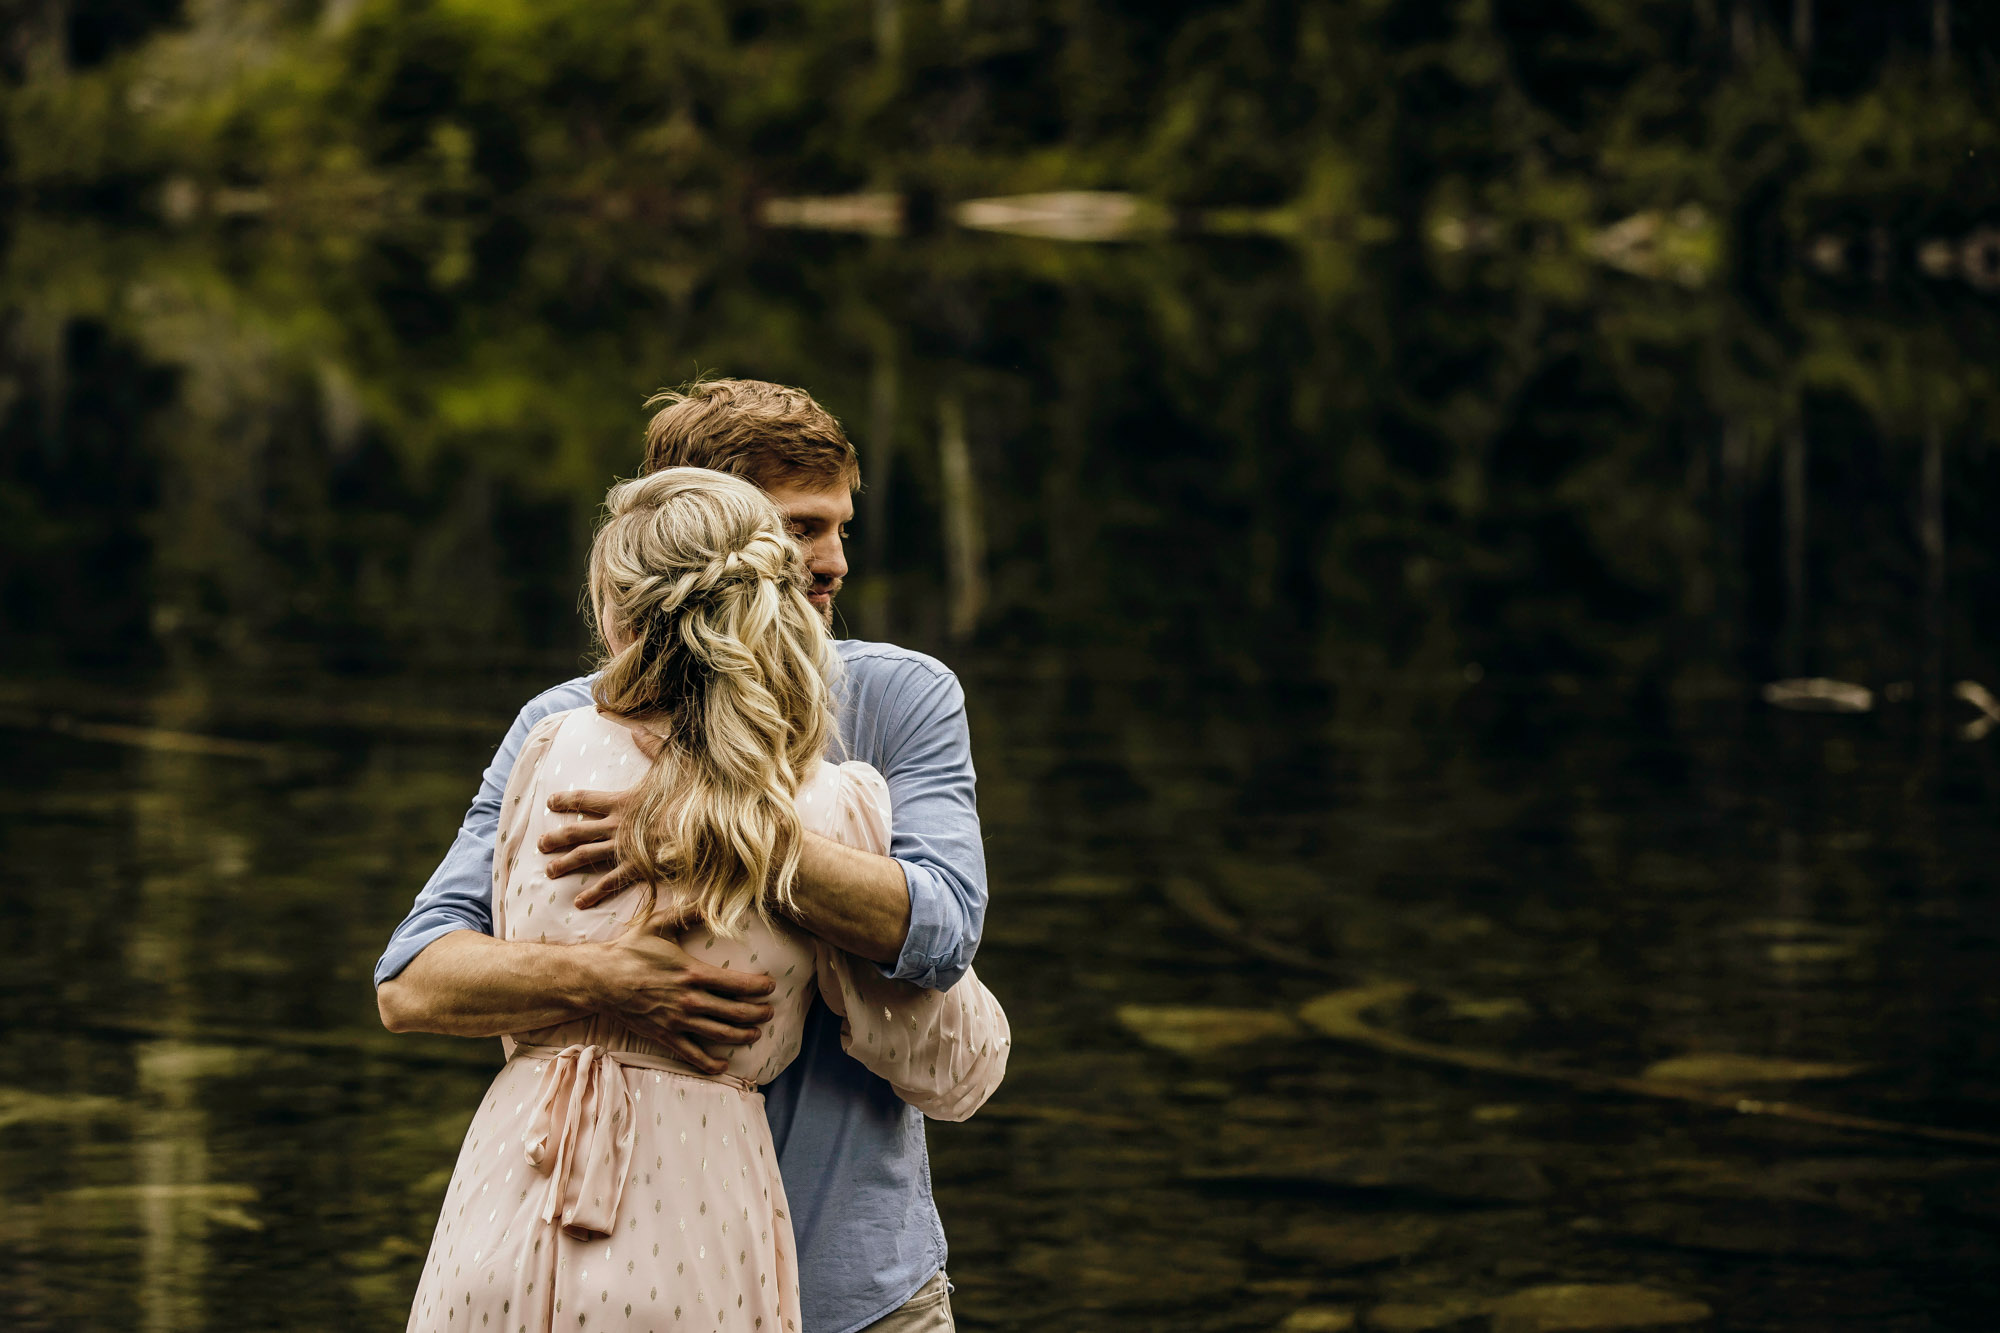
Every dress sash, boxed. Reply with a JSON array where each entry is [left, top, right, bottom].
[[513, 1042, 756, 1240]]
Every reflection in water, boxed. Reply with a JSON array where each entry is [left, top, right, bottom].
[[1, 213, 1998, 1330], [861, 328, 900, 645], [134, 732, 199, 1333], [936, 390, 985, 642], [1780, 423, 1807, 680], [131, 707, 230, 1331], [135, 1040, 212, 1333]]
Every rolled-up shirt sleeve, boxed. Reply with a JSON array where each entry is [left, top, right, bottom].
[[869, 662, 987, 991], [372, 679, 594, 987]]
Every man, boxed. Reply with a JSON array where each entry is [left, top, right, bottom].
[[375, 379, 986, 1333]]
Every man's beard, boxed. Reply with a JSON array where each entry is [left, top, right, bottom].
[[811, 578, 840, 627]]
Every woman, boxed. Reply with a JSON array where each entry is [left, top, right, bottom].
[[406, 467, 1009, 1333]]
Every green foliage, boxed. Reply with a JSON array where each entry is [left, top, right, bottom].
[[0, 0, 1994, 249]]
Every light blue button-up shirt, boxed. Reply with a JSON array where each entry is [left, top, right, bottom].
[[375, 639, 988, 1333]]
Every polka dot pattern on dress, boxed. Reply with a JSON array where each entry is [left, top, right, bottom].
[[404, 707, 1008, 1333]]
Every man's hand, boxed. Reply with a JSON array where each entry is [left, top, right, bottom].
[[544, 789, 644, 908], [545, 782, 913, 965], [586, 901, 776, 1074]]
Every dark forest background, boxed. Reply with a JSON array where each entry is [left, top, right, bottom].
[[4, 1, 1998, 690], [4, 0, 1999, 228]]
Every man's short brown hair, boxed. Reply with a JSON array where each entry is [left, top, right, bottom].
[[642, 379, 860, 492]]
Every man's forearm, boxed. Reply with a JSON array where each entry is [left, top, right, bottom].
[[785, 832, 912, 965], [377, 929, 600, 1037]]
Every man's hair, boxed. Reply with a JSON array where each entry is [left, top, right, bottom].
[[642, 378, 860, 492]]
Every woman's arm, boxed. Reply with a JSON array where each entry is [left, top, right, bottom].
[[805, 762, 1011, 1120], [814, 950, 1012, 1121]]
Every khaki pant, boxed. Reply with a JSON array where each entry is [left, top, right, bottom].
[[859, 1271, 954, 1333]]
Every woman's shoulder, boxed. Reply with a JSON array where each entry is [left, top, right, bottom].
[[521, 706, 642, 771], [796, 759, 891, 847], [523, 705, 593, 745], [806, 756, 888, 792]]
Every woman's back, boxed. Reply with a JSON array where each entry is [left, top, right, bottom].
[[496, 706, 881, 1086]]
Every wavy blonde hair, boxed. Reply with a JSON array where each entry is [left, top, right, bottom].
[[587, 467, 837, 936]]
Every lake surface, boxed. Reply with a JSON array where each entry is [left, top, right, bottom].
[[2, 213, 1998, 1330]]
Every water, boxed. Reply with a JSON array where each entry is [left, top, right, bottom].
[[2, 214, 1998, 1330]]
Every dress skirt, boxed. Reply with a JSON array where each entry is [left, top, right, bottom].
[[408, 1037, 800, 1333]]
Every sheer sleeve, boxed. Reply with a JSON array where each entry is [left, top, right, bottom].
[[804, 762, 1011, 1122]]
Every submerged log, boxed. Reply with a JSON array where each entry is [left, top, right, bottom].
[[1162, 877, 2000, 1152], [1162, 878, 1345, 978], [1298, 984, 2000, 1153]]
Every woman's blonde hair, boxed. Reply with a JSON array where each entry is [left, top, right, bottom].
[[587, 467, 836, 936]]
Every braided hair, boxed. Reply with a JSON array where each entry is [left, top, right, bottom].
[[587, 467, 837, 936]]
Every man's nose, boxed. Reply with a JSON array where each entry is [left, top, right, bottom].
[[811, 531, 848, 583]]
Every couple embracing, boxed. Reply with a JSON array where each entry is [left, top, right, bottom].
[[375, 380, 1010, 1333]]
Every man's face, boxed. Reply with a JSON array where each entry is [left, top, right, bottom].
[[764, 479, 853, 625]]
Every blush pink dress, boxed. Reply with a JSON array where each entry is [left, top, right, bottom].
[[406, 707, 1010, 1333]]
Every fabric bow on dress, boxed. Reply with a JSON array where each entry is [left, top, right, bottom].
[[518, 1042, 758, 1241], [521, 1044, 639, 1241]]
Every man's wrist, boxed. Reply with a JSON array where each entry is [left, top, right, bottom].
[[550, 940, 612, 1014]]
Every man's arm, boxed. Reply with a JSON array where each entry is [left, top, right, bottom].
[[835, 656, 987, 990], [378, 931, 604, 1036], [556, 811, 914, 965], [784, 832, 912, 966], [559, 651, 988, 988], [373, 683, 774, 1072], [372, 687, 581, 989], [380, 907, 777, 1070]]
